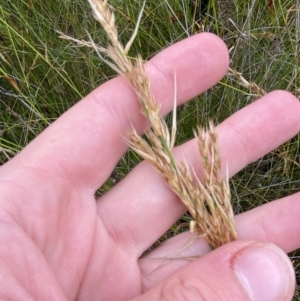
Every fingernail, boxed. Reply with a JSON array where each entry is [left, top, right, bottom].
[[233, 244, 294, 301]]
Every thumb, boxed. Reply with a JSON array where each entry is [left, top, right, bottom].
[[136, 241, 295, 301]]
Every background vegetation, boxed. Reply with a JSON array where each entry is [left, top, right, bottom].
[[0, 0, 299, 298]]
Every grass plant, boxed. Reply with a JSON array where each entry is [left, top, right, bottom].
[[85, 0, 237, 249], [0, 0, 300, 298]]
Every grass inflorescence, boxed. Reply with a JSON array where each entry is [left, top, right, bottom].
[[85, 0, 237, 249]]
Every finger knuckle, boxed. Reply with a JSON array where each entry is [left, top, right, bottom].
[[160, 273, 207, 301]]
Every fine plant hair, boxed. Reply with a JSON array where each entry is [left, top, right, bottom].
[[86, 0, 237, 249]]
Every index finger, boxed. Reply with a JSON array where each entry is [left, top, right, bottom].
[[1, 33, 229, 190]]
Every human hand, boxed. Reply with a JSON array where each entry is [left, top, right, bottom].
[[0, 33, 298, 301]]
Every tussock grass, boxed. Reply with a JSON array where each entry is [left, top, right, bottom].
[[0, 0, 299, 298]]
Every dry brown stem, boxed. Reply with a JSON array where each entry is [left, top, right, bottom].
[[57, 31, 108, 53], [227, 67, 266, 97], [87, 0, 237, 249]]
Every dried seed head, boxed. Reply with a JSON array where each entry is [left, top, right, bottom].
[[87, 0, 237, 249]]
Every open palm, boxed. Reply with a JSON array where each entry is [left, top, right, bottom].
[[0, 33, 299, 301]]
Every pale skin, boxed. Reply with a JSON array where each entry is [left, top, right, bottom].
[[0, 33, 299, 301]]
